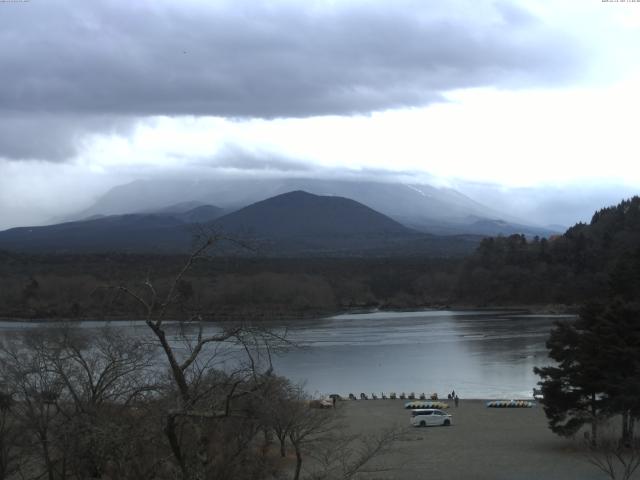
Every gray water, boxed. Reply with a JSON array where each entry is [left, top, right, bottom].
[[266, 309, 571, 399], [0, 310, 572, 399]]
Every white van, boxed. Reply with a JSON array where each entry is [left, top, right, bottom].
[[410, 409, 452, 427]]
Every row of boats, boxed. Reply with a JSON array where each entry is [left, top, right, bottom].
[[346, 392, 440, 400], [336, 395, 536, 409], [486, 400, 535, 408]]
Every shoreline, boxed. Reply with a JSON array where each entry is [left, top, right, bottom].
[[337, 397, 538, 402], [374, 303, 578, 315], [0, 303, 578, 323], [339, 398, 599, 479]]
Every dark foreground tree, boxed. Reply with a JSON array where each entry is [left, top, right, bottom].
[[534, 305, 610, 445], [535, 300, 640, 447], [587, 301, 640, 446]]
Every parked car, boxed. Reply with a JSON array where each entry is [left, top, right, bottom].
[[410, 409, 452, 427]]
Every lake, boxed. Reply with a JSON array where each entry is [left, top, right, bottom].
[[266, 309, 571, 399], [0, 309, 572, 399]]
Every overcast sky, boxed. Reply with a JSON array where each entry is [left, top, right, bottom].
[[1, 0, 639, 229]]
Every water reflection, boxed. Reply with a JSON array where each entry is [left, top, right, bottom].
[[0, 310, 573, 399]]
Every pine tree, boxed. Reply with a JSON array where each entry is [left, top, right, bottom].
[[590, 301, 640, 445], [536, 300, 640, 446], [534, 305, 610, 445]]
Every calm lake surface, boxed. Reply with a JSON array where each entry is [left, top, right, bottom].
[[267, 310, 572, 399], [0, 310, 572, 399]]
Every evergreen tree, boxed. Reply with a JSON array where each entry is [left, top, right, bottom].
[[609, 248, 640, 302], [590, 301, 640, 445], [534, 306, 610, 445], [536, 300, 640, 446]]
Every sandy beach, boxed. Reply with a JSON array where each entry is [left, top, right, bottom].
[[338, 399, 605, 480]]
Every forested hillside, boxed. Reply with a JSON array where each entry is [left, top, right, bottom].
[[456, 196, 640, 304], [1, 197, 639, 320]]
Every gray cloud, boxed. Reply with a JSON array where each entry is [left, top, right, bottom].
[[190, 146, 315, 174], [0, 0, 585, 161], [0, 158, 128, 230], [177, 146, 443, 184], [0, 113, 132, 161]]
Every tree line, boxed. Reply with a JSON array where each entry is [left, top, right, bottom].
[[0, 254, 461, 320], [458, 197, 640, 305], [533, 198, 640, 479], [2, 196, 640, 320]]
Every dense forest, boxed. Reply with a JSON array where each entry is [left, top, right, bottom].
[[1, 196, 639, 320], [457, 196, 640, 305]]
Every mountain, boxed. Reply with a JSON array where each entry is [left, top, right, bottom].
[[409, 216, 557, 237], [214, 190, 411, 238], [0, 191, 481, 256], [150, 201, 208, 214], [209, 190, 438, 254], [0, 214, 192, 253], [70, 177, 551, 236], [0, 202, 224, 253], [173, 205, 225, 223]]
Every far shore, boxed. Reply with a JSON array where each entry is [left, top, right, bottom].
[[0, 303, 579, 323], [374, 303, 578, 315]]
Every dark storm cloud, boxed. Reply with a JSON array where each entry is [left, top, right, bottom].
[[0, 113, 132, 161], [0, 0, 584, 160]]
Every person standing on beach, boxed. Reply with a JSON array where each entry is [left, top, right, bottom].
[[454, 395, 459, 408]]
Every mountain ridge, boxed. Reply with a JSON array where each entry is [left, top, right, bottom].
[[67, 177, 552, 237], [0, 190, 480, 256], [213, 190, 414, 238]]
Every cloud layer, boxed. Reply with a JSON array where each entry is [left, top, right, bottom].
[[0, 0, 583, 161]]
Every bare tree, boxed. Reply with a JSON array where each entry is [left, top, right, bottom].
[[47, 327, 158, 479], [586, 423, 640, 480], [0, 326, 160, 480], [0, 389, 24, 480], [0, 330, 69, 480], [47, 327, 158, 410], [258, 375, 298, 458], [307, 426, 405, 480], [281, 388, 404, 480], [286, 390, 336, 480], [114, 235, 289, 480]]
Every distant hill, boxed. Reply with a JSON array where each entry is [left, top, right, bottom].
[[465, 217, 556, 237], [404, 215, 557, 237], [173, 205, 225, 223], [0, 214, 192, 253], [69, 177, 551, 237], [210, 190, 434, 255], [214, 190, 411, 238], [0, 191, 481, 256], [150, 201, 208, 214], [0, 201, 225, 253]]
